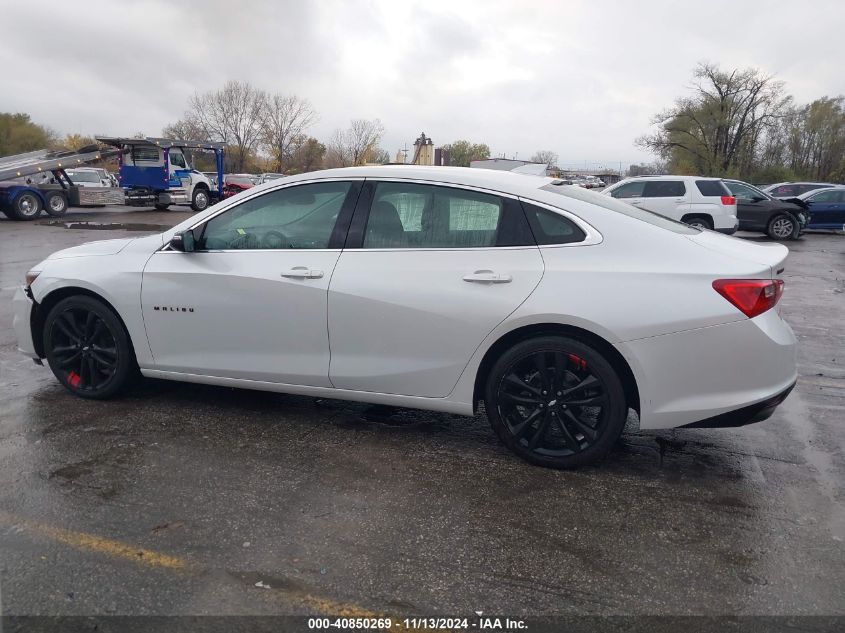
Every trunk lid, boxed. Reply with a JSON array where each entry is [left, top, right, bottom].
[[685, 231, 788, 278]]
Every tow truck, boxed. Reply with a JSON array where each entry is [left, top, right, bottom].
[[0, 146, 122, 220], [96, 136, 224, 212]]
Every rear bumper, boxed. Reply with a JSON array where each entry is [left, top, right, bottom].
[[680, 380, 795, 428], [12, 286, 38, 359], [617, 310, 797, 430]]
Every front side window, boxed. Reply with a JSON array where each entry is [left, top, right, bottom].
[[363, 182, 505, 248], [199, 181, 352, 250], [609, 181, 645, 199], [642, 180, 686, 197], [808, 190, 839, 203], [726, 182, 762, 200], [169, 152, 187, 168]]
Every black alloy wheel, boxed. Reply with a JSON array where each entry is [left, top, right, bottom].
[[44, 296, 135, 399], [486, 336, 627, 469]]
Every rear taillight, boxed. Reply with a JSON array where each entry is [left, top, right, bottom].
[[712, 279, 784, 318], [721, 195, 736, 205]]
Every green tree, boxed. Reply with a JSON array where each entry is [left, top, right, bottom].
[[0, 113, 55, 157], [442, 140, 490, 167], [287, 136, 326, 173], [58, 133, 96, 151], [637, 63, 791, 176]]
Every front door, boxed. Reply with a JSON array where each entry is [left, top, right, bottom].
[[141, 180, 360, 386], [327, 180, 544, 398], [808, 190, 845, 228]]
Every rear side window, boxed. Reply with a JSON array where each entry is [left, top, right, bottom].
[[696, 180, 730, 197], [642, 181, 686, 197], [798, 184, 828, 195], [364, 182, 533, 249], [522, 203, 585, 245], [131, 146, 160, 163]]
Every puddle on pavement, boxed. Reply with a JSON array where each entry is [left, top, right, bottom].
[[37, 220, 167, 231]]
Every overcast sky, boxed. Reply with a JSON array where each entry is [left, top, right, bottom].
[[2, 0, 843, 169]]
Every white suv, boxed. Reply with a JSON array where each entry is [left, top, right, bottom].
[[602, 176, 738, 233]]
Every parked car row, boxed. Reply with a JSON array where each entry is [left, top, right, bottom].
[[560, 175, 605, 189], [221, 172, 286, 198], [602, 175, 843, 239]]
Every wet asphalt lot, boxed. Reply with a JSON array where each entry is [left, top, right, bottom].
[[0, 206, 843, 623]]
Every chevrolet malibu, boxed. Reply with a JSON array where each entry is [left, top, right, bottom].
[[13, 166, 797, 468]]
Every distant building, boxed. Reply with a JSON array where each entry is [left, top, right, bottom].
[[595, 172, 622, 185]]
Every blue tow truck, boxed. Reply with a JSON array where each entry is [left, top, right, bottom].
[[96, 136, 225, 212], [0, 146, 122, 220]]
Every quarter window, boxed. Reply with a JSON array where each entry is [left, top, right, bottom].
[[695, 180, 731, 197], [522, 203, 586, 245], [642, 181, 686, 197], [364, 182, 506, 248], [199, 181, 352, 250]]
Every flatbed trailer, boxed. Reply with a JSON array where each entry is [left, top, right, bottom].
[[0, 147, 122, 220]]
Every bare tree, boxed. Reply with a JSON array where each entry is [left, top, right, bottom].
[[261, 95, 317, 172], [161, 118, 210, 142], [188, 80, 266, 172], [531, 150, 558, 167], [326, 119, 385, 167]]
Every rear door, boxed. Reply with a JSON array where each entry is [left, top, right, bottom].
[[640, 180, 689, 220], [327, 180, 544, 398]]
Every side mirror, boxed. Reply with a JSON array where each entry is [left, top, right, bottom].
[[169, 229, 196, 252]]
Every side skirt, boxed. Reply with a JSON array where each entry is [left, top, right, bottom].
[[140, 369, 475, 416]]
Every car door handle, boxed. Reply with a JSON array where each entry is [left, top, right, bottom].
[[463, 270, 513, 283], [281, 267, 324, 279], [630, 200, 642, 205]]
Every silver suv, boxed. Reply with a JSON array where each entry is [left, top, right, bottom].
[[602, 175, 738, 233]]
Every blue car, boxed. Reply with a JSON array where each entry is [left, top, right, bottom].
[[797, 187, 845, 230]]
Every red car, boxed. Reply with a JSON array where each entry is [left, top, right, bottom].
[[223, 174, 256, 198]]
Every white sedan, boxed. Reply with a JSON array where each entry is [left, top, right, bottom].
[[12, 166, 797, 468]]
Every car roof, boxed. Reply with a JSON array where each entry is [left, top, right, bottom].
[[277, 165, 559, 197], [797, 186, 845, 199], [616, 175, 723, 184]]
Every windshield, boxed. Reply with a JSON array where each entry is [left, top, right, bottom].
[[539, 183, 699, 234]]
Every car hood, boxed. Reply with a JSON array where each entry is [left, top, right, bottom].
[[685, 230, 788, 274], [46, 237, 136, 260]]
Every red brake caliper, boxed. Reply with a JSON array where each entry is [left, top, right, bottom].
[[568, 354, 587, 371], [67, 371, 81, 388]]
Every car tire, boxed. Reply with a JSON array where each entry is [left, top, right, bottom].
[[44, 191, 68, 217], [767, 214, 797, 240], [684, 216, 713, 230], [10, 191, 42, 220], [190, 187, 210, 212], [154, 203, 170, 211], [43, 295, 137, 400], [485, 336, 627, 469]]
